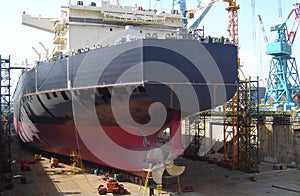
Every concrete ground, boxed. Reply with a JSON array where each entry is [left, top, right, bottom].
[[2, 137, 300, 195], [174, 157, 300, 196]]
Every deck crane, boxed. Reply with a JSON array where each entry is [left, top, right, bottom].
[[186, 0, 220, 31], [263, 2, 300, 111], [173, 0, 218, 28], [175, 0, 238, 36]]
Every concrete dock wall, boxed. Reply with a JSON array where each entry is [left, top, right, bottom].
[[259, 117, 300, 164]]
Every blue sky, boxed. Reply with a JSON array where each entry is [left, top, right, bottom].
[[0, 0, 299, 87]]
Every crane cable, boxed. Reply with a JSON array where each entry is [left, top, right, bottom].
[[278, 0, 282, 17], [251, 0, 256, 54]]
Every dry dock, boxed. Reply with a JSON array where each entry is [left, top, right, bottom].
[[1, 134, 300, 196], [1, 135, 148, 196]]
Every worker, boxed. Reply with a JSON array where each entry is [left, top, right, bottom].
[[208, 36, 212, 43], [221, 36, 225, 44]]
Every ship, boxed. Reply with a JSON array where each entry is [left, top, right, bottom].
[[13, 0, 238, 178]]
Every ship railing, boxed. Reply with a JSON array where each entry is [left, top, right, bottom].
[[193, 35, 234, 45], [71, 0, 180, 21], [102, 10, 165, 24], [47, 33, 234, 63]]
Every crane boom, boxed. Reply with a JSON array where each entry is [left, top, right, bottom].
[[286, 2, 300, 45], [258, 14, 268, 43], [224, 0, 240, 46], [186, 0, 219, 30]]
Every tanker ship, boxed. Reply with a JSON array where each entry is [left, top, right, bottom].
[[13, 0, 238, 177]]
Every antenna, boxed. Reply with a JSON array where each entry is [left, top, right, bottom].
[[39, 42, 49, 59], [32, 47, 41, 62]]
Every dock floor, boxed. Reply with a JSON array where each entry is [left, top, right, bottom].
[[2, 135, 300, 195]]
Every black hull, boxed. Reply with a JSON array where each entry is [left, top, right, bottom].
[[14, 39, 238, 122], [13, 39, 238, 175]]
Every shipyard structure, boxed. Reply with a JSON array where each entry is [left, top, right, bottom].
[[1, 0, 300, 195]]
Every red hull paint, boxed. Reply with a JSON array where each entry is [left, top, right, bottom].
[[15, 119, 182, 177]]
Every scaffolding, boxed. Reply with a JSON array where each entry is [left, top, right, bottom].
[[70, 151, 84, 170], [237, 78, 259, 172], [182, 78, 293, 173], [184, 114, 206, 158], [0, 55, 12, 175], [222, 77, 260, 172]]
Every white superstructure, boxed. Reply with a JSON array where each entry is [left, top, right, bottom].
[[22, 0, 185, 58]]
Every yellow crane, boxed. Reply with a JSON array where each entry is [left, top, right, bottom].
[[222, 1, 259, 172], [222, 0, 241, 166], [224, 0, 240, 46]]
